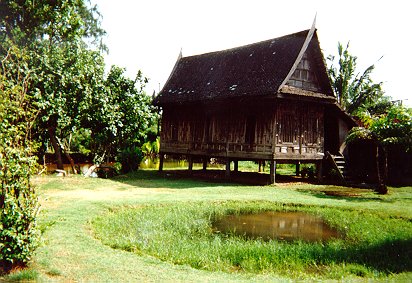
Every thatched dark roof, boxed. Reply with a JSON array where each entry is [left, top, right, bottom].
[[154, 29, 334, 106]]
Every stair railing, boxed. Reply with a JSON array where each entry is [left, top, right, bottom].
[[325, 151, 345, 182]]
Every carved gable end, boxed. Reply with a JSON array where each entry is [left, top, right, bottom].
[[286, 51, 321, 92]]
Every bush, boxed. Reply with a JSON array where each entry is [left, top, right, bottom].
[[0, 149, 39, 273], [0, 44, 39, 273], [117, 146, 144, 174]]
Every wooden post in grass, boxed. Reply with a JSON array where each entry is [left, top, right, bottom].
[[225, 159, 231, 179], [188, 155, 193, 173], [296, 161, 300, 176], [234, 160, 239, 173], [316, 160, 323, 183], [159, 153, 164, 172], [202, 157, 207, 171], [270, 159, 276, 184]]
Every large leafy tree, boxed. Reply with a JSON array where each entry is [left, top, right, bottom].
[[32, 40, 106, 170], [2, 0, 157, 173], [0, 0, 105, 49], [346, 106, 412, 194], [327, 42, 385, 115], [86, 66, 157, 164], [1, 0, 106, 169]]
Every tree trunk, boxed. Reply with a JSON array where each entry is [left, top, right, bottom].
[[48, 127, 64, 170], [64, 150, 77, 174], [57, 137, 78, 174]]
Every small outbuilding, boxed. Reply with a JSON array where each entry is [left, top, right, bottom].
[[153, 25, 355, 183]]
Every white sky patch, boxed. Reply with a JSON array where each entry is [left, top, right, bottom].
[[95, 0, 412, 107]]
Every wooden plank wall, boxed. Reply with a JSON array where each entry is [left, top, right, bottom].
[[160, 100, 324, 160]]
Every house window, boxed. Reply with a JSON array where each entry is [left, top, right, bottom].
[[288, 53, 320, 92]]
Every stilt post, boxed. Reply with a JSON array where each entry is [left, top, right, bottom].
[[296, 162, 300, 176], [234, 160, 239, 173], [316, 160, 323, 183], [225, 159, 231, 179], [270, 159, 276, 184], [188, 155, 193, 173], [159, 153, 164, 172], [202, 157, 207, 171]]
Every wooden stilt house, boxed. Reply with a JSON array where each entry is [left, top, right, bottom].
[[153, 26, 355, 183]]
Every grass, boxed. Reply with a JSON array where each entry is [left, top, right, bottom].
[[1, 170, 411, 281], [92, 201, 412, 279]]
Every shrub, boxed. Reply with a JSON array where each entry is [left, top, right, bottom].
[[117, 146, 143, 174], [0, 43, 40, 273]]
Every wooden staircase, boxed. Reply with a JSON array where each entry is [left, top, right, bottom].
[[325, 152, 352, 184]]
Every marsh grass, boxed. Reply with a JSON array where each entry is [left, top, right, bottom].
[[5, 269, 39, 281], [92, 200, 412, 279]]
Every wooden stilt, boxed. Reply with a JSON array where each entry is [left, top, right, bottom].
[[202, 157, 207, 171], [296, 162, 300, 176], [234, 160, 238, 172], [159, 153, 164, 172], [188, 155, 193, 173], [258, 161, 262, 172], [270, 160, 276, 184], [225, 159, 231, 179], [316, 160, 323, 183]]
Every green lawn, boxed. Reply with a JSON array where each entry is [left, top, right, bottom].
[[2, 170, 411, 281]]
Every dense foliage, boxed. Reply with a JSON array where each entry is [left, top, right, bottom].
[[0, 44, 40, 272], [327, 42, 385, 115], [346, 105, 412, 193], [347, 106, 412, 150], [2, 0, 157, 172], [87, 66, 157, 165]]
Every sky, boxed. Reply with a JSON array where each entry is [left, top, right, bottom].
[[94, 0, 411, 107]]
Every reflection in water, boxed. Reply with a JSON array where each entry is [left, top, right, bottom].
[[212, 211, 341, 242]]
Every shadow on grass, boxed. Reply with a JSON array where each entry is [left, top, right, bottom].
[[307, 191, 385, 203], [111, 170, 236, 189], [329, 238, 412, 274], [111, 169, 316, 189]]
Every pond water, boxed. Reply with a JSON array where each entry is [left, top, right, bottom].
[[212, 211, 342, 242]]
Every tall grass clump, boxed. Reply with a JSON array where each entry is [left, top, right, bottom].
[[92, 201, 412, 279]]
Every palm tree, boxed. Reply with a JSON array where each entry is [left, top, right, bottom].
[[327, 42, 384, 115]]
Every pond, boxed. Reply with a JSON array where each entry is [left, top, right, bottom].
[[212, 211, 342, 242]]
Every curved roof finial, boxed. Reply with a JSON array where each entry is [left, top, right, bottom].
[[312, 13, 317, 30], [277, 15, 318, 92]]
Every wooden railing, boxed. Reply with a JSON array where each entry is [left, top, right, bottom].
[[161, 141, 322, 157]]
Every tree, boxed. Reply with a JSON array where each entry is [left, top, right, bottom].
[[327, 42, 385, 115], [0, 43, 39, 272], [1, 0, 107, 170], [31, 40, 106, 170], [0, 0, 106, 50], [86, 66, 157, 168], [346, 106, 412, 194]]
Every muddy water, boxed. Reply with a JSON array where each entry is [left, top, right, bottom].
[[212, 211, 341, 242]]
